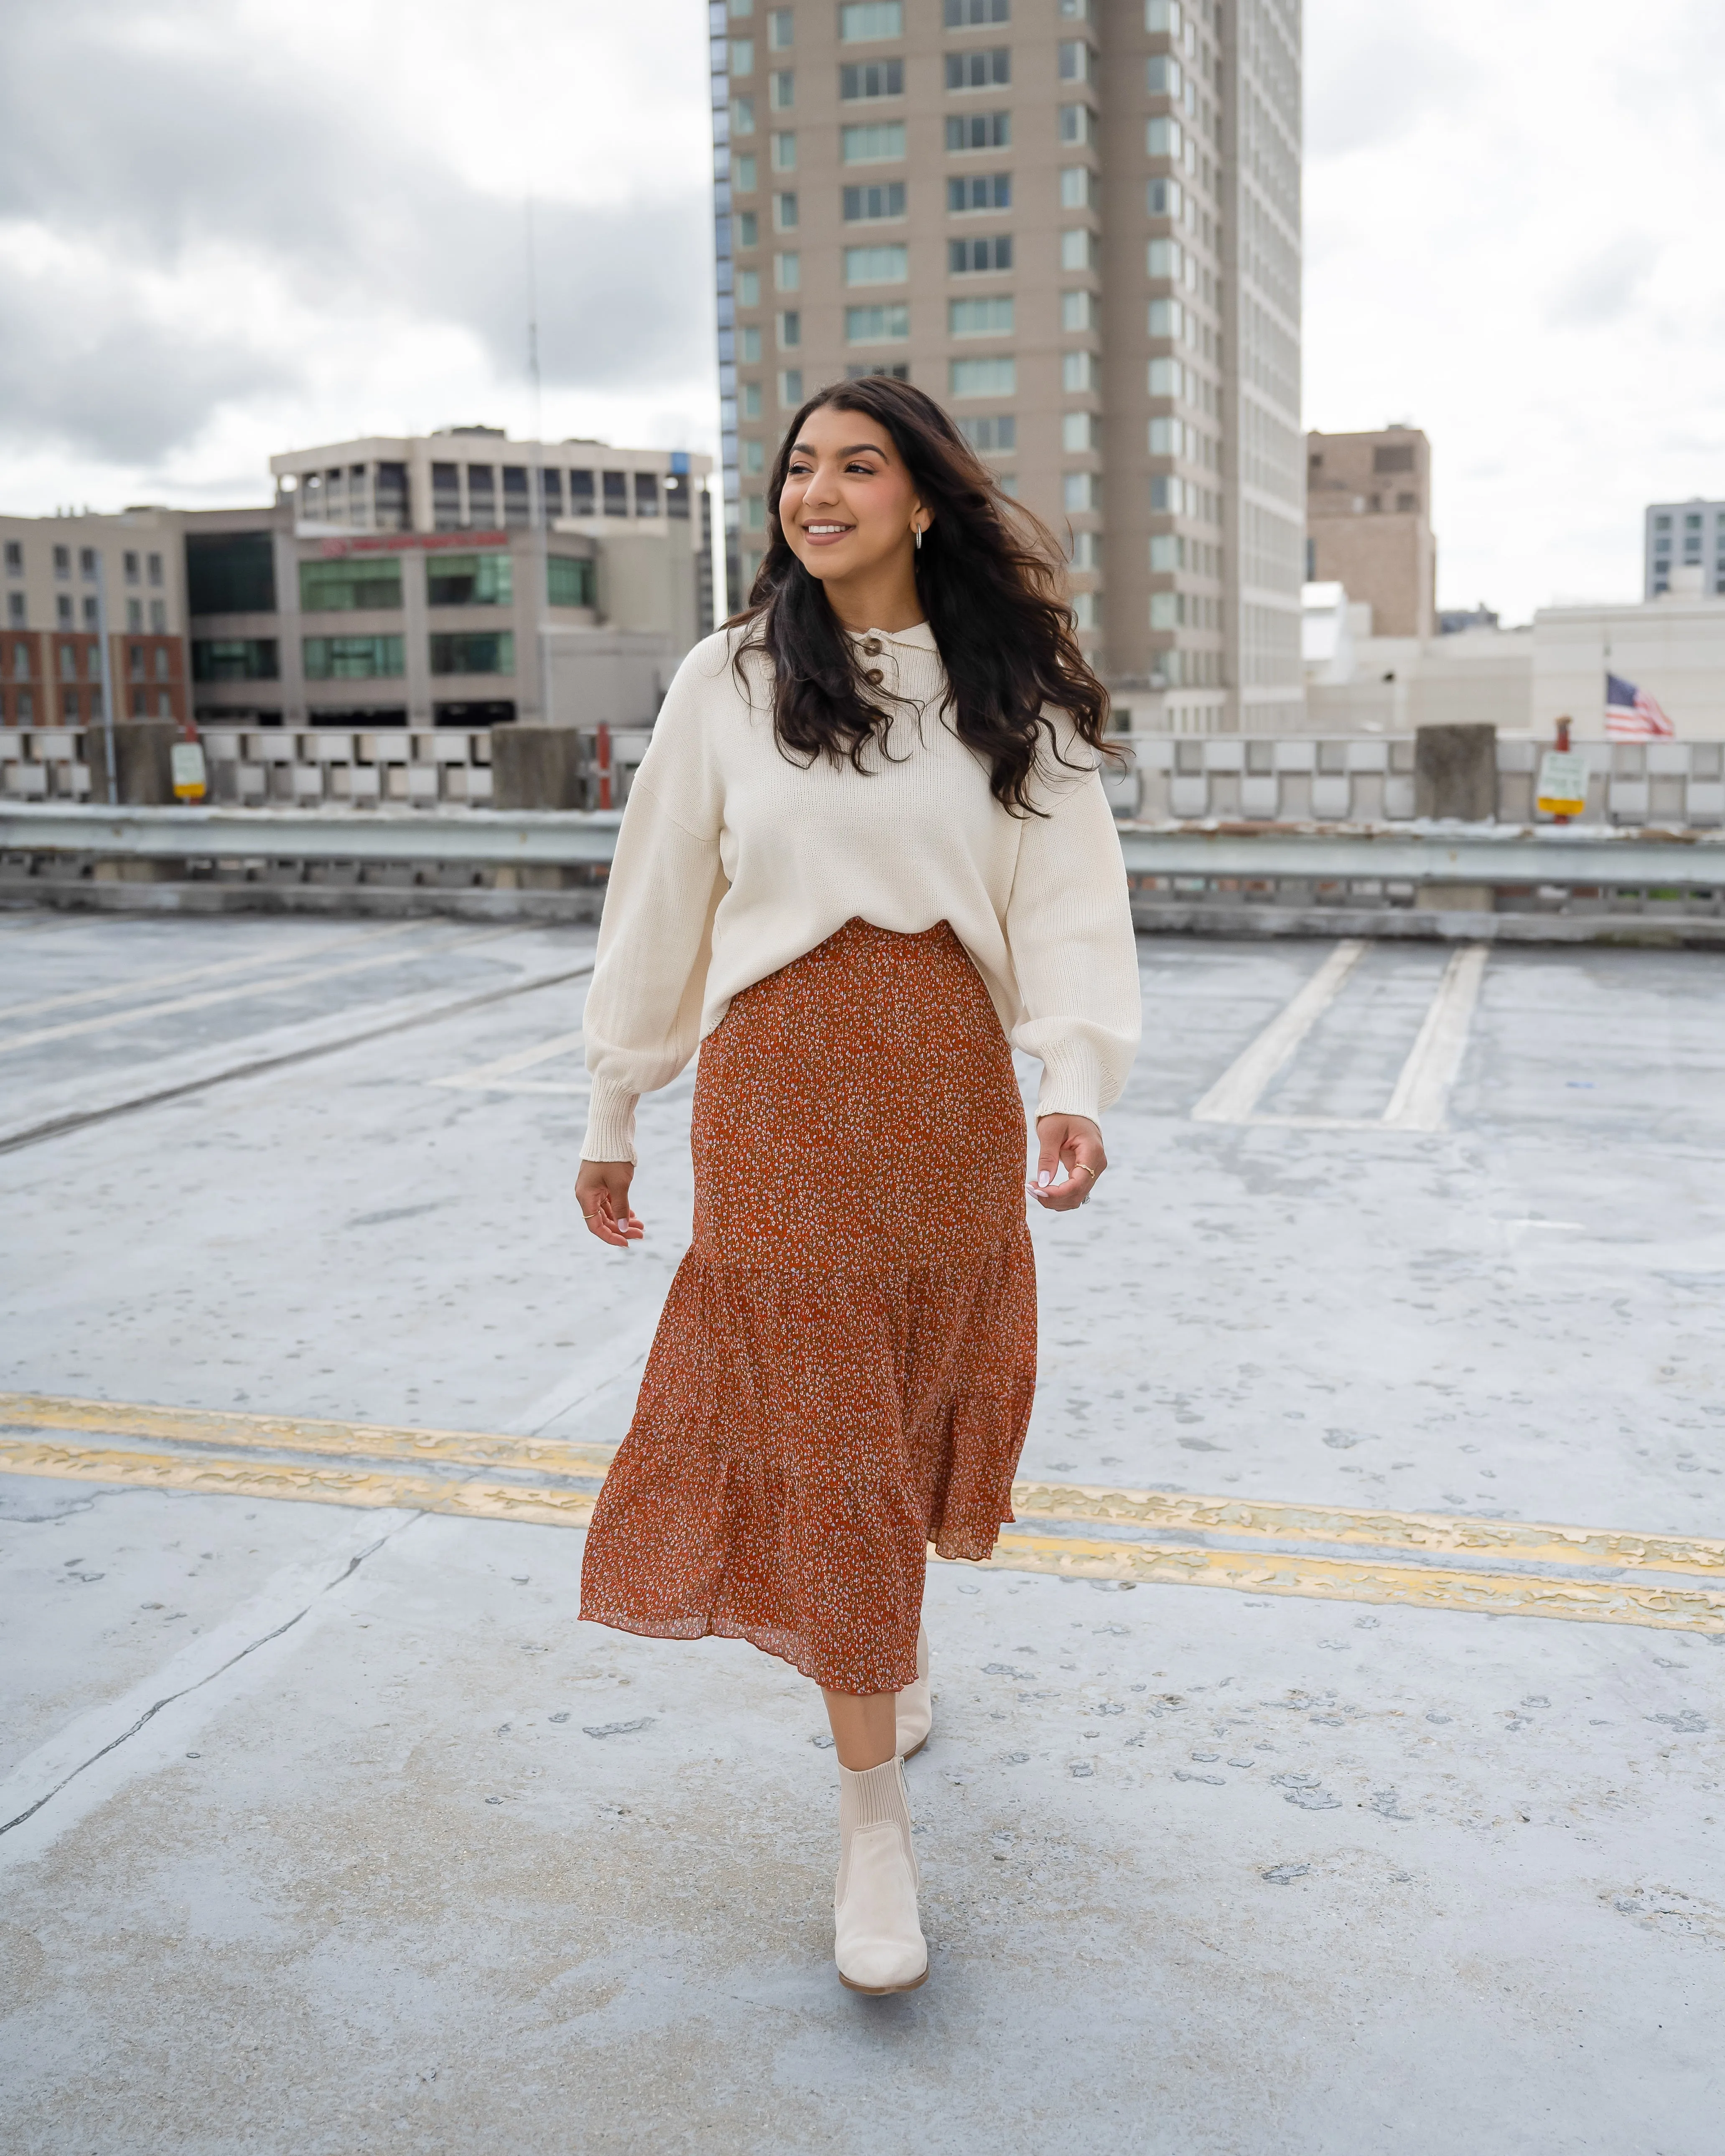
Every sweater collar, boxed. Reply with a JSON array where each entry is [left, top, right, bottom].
[[846, 620, 938, 654]]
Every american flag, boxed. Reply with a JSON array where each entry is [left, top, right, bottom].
[[1605, 671, 1675, 740]]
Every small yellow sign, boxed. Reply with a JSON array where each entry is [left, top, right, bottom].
[[170, 741, 208, 803], [1536, 748, 1587, 818]]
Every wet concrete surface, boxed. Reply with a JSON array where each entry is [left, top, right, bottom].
[[2, 914, 1723, 2152]]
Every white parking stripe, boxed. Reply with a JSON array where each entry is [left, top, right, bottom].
[[0, 925, 509, 1057], [428, 1029, 589, 1094], [1382, 943, 1491, 1131], [1191, 940, 1368, 1124], [0, 922, 416, 1025]]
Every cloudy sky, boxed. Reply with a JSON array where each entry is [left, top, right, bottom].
[[3, 0, 1721, 623]]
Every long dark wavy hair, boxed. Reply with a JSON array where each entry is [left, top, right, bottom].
[[727, 376, 1115, 814]]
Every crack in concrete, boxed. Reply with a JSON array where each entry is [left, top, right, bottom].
[[0, 1517, 417, 1837]]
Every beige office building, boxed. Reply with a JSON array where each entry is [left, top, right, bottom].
[[0, 509, 189, 731], [711, 0, 1304, 732], [1305, 425, 1435, 641]]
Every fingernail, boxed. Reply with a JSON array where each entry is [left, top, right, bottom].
[[1036, 1171, 1052, 1187]]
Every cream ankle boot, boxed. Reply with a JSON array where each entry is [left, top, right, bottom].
[[834, 1756, 928, 1994], [895, 1627, 932, 1759]]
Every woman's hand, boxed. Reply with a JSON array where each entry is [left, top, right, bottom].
[[575, 1160, 645, 1248], [1029, 1114, 1107, 1212]]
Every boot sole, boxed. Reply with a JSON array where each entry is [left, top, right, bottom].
[[899, 1732, 928, 1761], [839, 1963, 929, 1995]]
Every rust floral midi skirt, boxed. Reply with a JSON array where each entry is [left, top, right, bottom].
[[578, 918, 1038, 1695]]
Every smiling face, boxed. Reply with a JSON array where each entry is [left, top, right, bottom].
[[775, 403, 931, 593]]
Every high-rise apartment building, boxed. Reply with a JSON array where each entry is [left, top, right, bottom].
[[709, 0, 1304, 732], [1305, 425, 1434, 640], [1645, 498, 1725, 599]]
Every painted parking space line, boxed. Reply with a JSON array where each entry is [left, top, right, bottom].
[[1191, 940, 1367, 1123], [5, 1395, 1722, 1632], [0, 924, 511, 1057], [0, 921, 418, 1026], [428, 1029, 590, 1096], [1192, 941, 1490, 1135]]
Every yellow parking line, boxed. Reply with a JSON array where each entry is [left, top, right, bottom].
[[5, 1393, 1718, 1580], [3, 1427, 1722, 1635]]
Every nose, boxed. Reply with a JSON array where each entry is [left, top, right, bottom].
[[801, 460, 842, 509]]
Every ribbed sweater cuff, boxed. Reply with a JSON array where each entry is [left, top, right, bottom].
[[1034, 1037, 1104, 1129], [580, 1079, 639, 1164]]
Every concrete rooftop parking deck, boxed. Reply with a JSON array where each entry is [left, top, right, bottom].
[[2, 912, 1723, 2154]]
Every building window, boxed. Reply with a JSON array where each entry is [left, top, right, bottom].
[[737, 209, 758, 247], [732, 96, 756, 133], [635, 473, 660, 516], [774, 191, 799, 229], [845, 244, 908, 284], [775, 251, 801, 290], [768, 7, 794, 46], [948, 173, 1010, 211], [956, 414, 1016, 452], [11, 642, 30, 677], [1150, 592, 1182, 629], [950, 356, 1016, 397], [1149, 474, 1183, 511], [5, 594, 23, 627], [946, 48, 1010, 90], [1150, 534, 1183, 570], [59, 643, 76, 680], [950, 295, 1015, 336], [1062, 289, 1096, 331], [740, 325, 763, 362], [1060, 229, 1097, 272], [1147, 237, 1182, 278], [1145, 0, 1181, 25], [1060, 165, 1097, 208], [541, 468, 565, 519], [950, 235, 1012, 273], [81, 597, 98, 629], [56, 595, 72, 627], [1064, 472, 1098, 512], [840, 59, 904, 99], [123, 551, 140, 584], [1069, 531, 1100, 569], [603, 472, 630, 516], [1059, 103, 1097, 145], [769, 69, 794, 108], [779, 309, 802, 346], [738, 267, 761, 306], [735, 153, 758, 191], [1146, 53, 1183, 94], [569, 471, 597, 516], [781, 368, 804, 405], [53, 545, 70, 578], [299, 558, 404, 611], [744, 496, 767, 532], [502, 468, 531, 527], [467, 468, 497, 525], [14, 686, 32, 717], [304, 633, 405, 681], [742, 439, 766, 475], [1373, 444, 1415, 474], [1146, 116, 1183, 157], [79, 547, 98, 579], [149, 599, 166, 633], [945, 0, 1009, 20], [127, 599, 143, 631], [730, 36, 754, 74], [772, 130, 797, 169], [1147, 176, 1183, 216], [842, 122, 906, 162], [192, 637, 280, 682], [844, 181, 906, 219], [1062, 412, 1099, 453], [841, 0, 903, 35], [1396, 491, 1418, 512], [63, 687, 79, 720], [846, 303, 910, 342], [1147, 359, 1182, 399], [432, 463, 462, 529], [1057, 39, 1094, 81], [547, 557, 596, 608], [1147, 297, 1183, 336], [430, 631, 515, 676], [741, 381, 763, 420], [1072, 591, 1099, 631], [946, 112, 1010, 150], [3, 541, 20, 574], [1062, 349, 1094, 391], [427, 552, 514, 605]]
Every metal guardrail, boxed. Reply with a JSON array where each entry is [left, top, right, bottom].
[[6, 803, 1725, 888]]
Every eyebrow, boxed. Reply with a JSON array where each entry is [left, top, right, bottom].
[[789, 440, 889, 459]]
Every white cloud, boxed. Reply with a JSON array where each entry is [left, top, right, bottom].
[[1304, 0, 1725, 619]]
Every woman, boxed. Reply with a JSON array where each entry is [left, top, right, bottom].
[[574, 377, 1140, 1995]]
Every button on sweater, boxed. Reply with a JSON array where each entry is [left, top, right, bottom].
[[578, 620, 1141, 1163]]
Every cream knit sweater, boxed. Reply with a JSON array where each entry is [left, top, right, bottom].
[[579, 620, 1141, 1162]]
